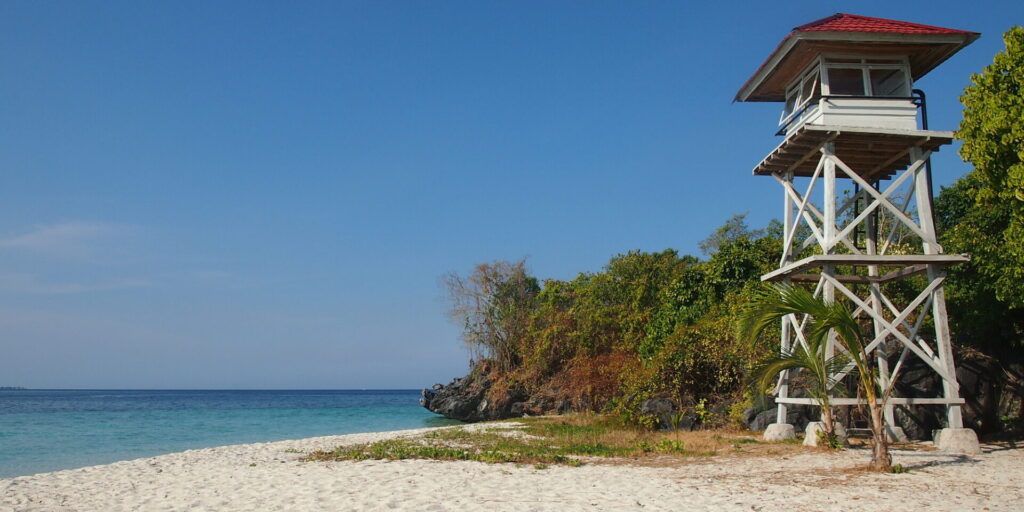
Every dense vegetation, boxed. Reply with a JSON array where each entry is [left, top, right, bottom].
[[941, 26, 1024, 352], [440, 27, 1024, 429], [442, 215, 791, 427]]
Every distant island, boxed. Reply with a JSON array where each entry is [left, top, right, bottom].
[[0, 386, 27, 391]]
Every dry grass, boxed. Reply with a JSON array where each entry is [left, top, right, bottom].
[[308, 413, 812, 468]]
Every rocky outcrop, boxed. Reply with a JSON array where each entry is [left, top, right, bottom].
[[420, 364, 531, 422], [420, 375, 500, 422]]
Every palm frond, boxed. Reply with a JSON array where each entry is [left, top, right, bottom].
[[741, 284, 862, 409]]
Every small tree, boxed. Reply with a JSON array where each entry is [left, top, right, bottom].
[[742, 285, 894, 472], [698, 212, 765, 256], [443, 259, 539, 371], [740, 286, 850, 441]]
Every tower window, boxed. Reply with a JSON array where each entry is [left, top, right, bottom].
[[870, 68, 909, 97], [827, 68, 866, 96], [781, 66, 821, 123], [821, 56, 911, 97]]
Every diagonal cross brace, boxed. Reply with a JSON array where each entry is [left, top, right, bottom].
[[781, 158, 823, 264], [825, 151, 936, 246], [880, 183, 919, 256], [820, 273, 958, 387], [826, 159, 919, 253], [774, 168, 863, 257], [774, 172, 826, 258]]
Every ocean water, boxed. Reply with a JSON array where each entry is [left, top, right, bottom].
[[0, 389, 459, 478]]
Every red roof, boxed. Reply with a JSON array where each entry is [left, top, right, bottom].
[[735, 13, 979, 102], [793, 13, 974, 36]]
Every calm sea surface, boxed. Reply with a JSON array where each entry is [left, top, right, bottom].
[[0, 389, 459, 478]]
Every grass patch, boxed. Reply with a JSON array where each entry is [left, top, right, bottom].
[[308, 414, 795, 467]]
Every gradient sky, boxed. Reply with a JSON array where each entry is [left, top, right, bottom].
[[1, 1, 1021, 389]]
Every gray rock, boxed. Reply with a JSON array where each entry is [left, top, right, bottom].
[[890, 351, 1009, 440], [421, 374, 489, 421], [747, 396, 812, 433], [640, 398, 677, 430]]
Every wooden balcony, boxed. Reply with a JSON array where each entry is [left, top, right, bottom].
[[754, 124, 953, 181]]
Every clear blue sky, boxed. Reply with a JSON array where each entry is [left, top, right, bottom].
[[1, 1, 1020, 389]]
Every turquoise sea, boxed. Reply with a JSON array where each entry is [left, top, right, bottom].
[[0, 389, 458, 478]]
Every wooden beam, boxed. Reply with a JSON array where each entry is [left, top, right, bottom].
[[776, 397, 965, 406], [826, 156, 920, 253], [823, 273, 959, 387], [789, 273, 874, 283], [879, 264, 929, 282], [761, 254, 969, 281]]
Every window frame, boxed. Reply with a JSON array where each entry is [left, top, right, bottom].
[[780, 58, 824, 125], [819, 54, 912, 98]]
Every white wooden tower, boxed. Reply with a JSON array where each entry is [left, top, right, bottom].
[[735, 14, 982, 453]]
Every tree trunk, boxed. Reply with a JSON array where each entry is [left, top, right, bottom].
[[821, 406, 834, 436], [868, 399, 892, 472]]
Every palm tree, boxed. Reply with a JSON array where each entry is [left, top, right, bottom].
[[740, 284, 893, 472], [740, 285, 849, 442]]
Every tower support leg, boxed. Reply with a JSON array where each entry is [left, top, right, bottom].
[[765, 171, 796, 441], [910, 147, 979, 454]]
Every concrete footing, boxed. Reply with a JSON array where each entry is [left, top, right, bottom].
[[885, 426, 908, 443], [803, 422, 848, 447], [934, 428, 981, 455], [763, 423, 795, 441]]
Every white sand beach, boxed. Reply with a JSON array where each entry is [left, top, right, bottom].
[[2, 423, 1021, 512]]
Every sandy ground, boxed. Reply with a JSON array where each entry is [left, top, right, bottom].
[[2, 423, 1021, 512]]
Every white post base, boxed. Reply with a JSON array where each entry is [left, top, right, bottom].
[[886, 426, 908, 443], [934, 428, 981, 455], [803, 421, 848, 447], [763, 423, 796, 441]]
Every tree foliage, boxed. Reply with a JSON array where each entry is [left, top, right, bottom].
[[936, 173, 1024, 349], [698, 212, 764, 255], [957, 26, 1024, 307], [443, 216, 781, 420], [443, 260, 540, 371], [441, 194, 1020, 431]]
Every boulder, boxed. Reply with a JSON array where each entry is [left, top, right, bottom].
[[890, 350, 1014, 440], [420, 376, 489, 422], [640, 398, 676, 430], [639, 398, 701, 431], [746, 395, 813, 433]]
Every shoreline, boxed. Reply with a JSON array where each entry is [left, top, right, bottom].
[[1, 423, 459, 480], [3, 423, 1023, 511], [0, 388, 454, 479]]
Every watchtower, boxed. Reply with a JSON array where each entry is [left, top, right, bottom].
[[736, 14, 981, 453]]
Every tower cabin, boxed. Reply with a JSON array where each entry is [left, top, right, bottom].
[[736, 14, 978, 179]]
